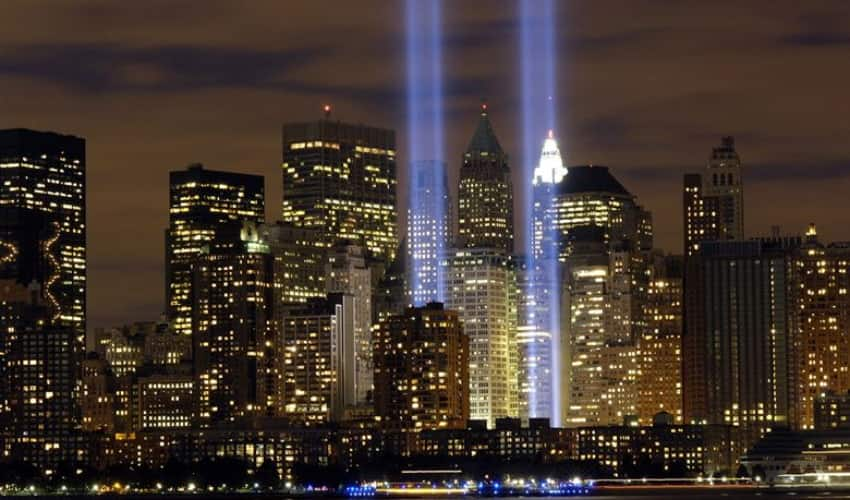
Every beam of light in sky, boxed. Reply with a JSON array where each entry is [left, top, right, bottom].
[[520, 0, 562, 426], [406, 0, 449, 306]]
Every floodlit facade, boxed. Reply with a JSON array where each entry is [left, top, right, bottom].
[[281, 118, 398, 262], [683, 136, 744, 256], [277, 294, 356, 424], [407, 161, 451, 305], [457, 105, 514, 254], [373, 303, 469, 432], [191, 222, 274, 425], [445, 247, 518, 427], [166, 164, 265, 336], [326, 243, 374, 404]]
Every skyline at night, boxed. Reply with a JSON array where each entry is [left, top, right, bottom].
[[2, 1, 850, 328], [5, 1, 850, 493]]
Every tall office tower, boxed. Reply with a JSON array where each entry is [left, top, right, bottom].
[[326, 243, 373, 404], [281, 116, 398, 262], [407, 162, 451, 305], [373, 303, 469, 431], [515, 257, 554, 422], [445, 248, 518, 427], [262, 222, 328, 305], [191, 222, 274, 425], [683, 238, 795, 449], [522, 132, 567, 424], [277, 294, 355, 424], [563, 227, 643, 427], [0, 204, 84, 468], [788, 225, 850, 429], [457, 105, 513, 253], [683, 136, 744, 256], [166, 164, 264, 336], [537, 165, 653, 260], [637, 253, 684, 424], [0, 129, 85, 336]]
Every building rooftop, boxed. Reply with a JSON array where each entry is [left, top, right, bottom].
[[557, 165, 630, 196]]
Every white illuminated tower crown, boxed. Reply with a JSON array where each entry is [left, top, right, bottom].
[[533, 130, 567, 185]]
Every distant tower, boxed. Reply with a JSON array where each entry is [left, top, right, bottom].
[[281, 115, 398, 263], [407, 161, 451, 306], [457, 104, 514, 253], [166, 164, 265, 336], [683, 136, 744, 256]]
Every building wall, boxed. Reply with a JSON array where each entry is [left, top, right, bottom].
[[445, 248, 518, 427]]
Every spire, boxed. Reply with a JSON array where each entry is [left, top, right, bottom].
[[533, 130, 567, 185], [465, 102, 504, 155]]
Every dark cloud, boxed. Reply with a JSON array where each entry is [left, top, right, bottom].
[[0, 43, 333, 93]]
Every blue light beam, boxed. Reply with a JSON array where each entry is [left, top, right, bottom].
[[520, 0, 562, 426], [406, 0, 449, 306]]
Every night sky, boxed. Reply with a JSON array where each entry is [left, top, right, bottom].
[[2, 1, 849, 329]]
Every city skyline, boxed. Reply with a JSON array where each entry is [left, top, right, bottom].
[[2, 1, 850, 328], [5, 1, 850, 490]]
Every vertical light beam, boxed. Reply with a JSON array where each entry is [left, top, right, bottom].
[[520, 0, 562, 426], [406, 0, 449, 306]]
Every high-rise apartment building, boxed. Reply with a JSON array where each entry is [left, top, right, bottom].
[[407, 162, 451, 305], [0, 129, 86, 336], [281, 117, 398, 262], [326, 243, 374, 404], [445, 248, 518, 427], [373, 303, 469, 432], [166, 164, 264, 336], [191, 222, 274, 425], [277, 294, 356, 424], [457, 105, 513, 254], [788, 225, 850, 429], [637, 253, 684, 424], [683, 136, 744, 256], [683, 238, 794, 448]]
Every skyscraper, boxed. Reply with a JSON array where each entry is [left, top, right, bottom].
[[281, 116, 398, 262], [262, 222, 328, 306], [683, 238, 794, 448], [166, 164, 265, 336], [445, 247, 518, 427], [191, 222, 274, 425], [683, 136, 744, 256], [0, 129, 86, 335], [637, 253, 684, 424], [325, 243, 374, 405], [373, 303, 469, 432], [457, 105, 513, 253], [277, 294, 356, 424], [407, 162, 451, 305], [788, 225, 850, 429], [563, 227, 643, 427]]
